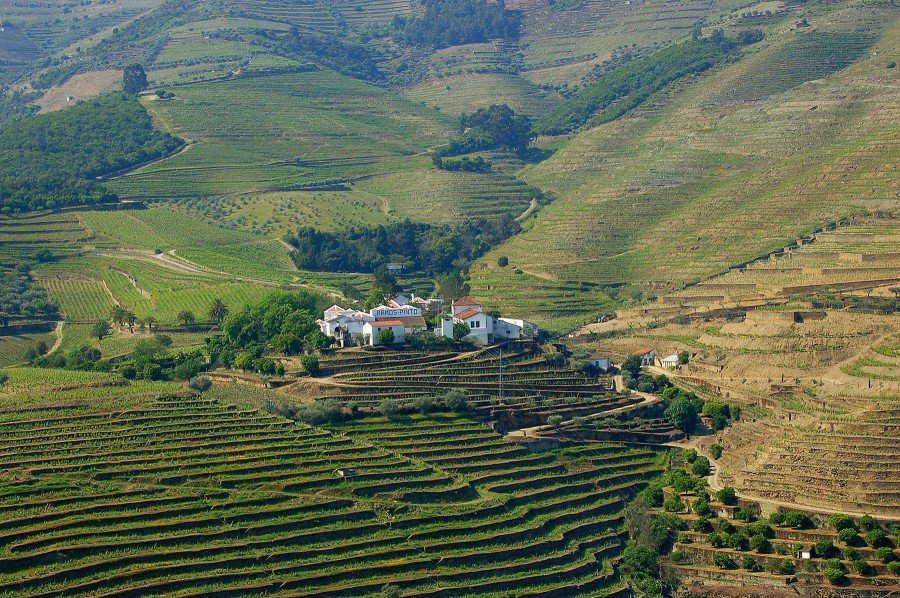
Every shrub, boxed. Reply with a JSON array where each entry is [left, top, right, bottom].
[[742, 556, 760, 571], [670, 550, 687, 564], [823, 558, 844, 571], [843, 547, 859, 561], [814, 540, 835, 559], [295, 399, 345, 426], [859, 514, 879, 532], [300, 354, 319, 375], [707, 532, 724, 548], [735, 508, 755, 522], [887, 561, 900, 575], [173, 360, 201, 381], [716, 487, 737, 505], [376, 328, 396, 345], [692, 517, 710, 533], [444, 389, 469, 412], [497, 256, 509, 267], [693, 497, 712, 518], [663, 496, 686, 513], [726, 532, 748, 551], [717, 518, 735, 534], [677, 532, 692, 543], [852, 559, 873, 576], [381, 584, 401, 598], [770, 559, 795, 575], [547, 414, 565, 427], [188, 375, 212, 393], [829, 514, 855, 531], [0, 371, 9, 386], [838, 528, 859, 544], [379, 398, 404, 419], [746, 522, 773, 538], [823, 567, 846, 584], [874, 547, 896, 563], [691, 457, 711, 477], [714, 553, 733, 569], [622, 544, 658, 577], [709, 443, 723, 459], [414, 396, 434, 414], [682, 448, 698, 463], [782, 511, 811, 529], [866, 529, 888, 548], [749, 534, 771, 553]]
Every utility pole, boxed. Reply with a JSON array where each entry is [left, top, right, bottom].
[[499, 346, 504, 403]]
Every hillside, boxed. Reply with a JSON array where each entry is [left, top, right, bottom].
[[471, 2, 899, 328]]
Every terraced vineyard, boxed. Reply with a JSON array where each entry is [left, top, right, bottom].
[[0, 376, 665, 596]]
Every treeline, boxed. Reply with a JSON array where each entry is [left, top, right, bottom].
[[433, 104, 533, 169], [0, 93, 182, 213], [257, 28, 382, 82], [0, 266, 58, 320], [284, 217, 521, 276], [534, 30, 764, 135], [392, 0, 521, 49]]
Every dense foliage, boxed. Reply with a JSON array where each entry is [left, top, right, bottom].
[[285, 217, 520, 276], [0, 267, 58, 319], [260, 28, 381, 81], [433, 104, 533, 169], [220, 291, 329, 355], [0, 93, 182, 213], [534, 32, 762, 134], [392, 0, 521, 49]]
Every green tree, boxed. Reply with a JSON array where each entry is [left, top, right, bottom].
[[716, 487, 737, 505], [452, 321, 471, 342], [189, 375, 212, 393], [376, 328, 396, 345], [0, 311, 9, 329], [123, 64, 148, 94], [208, 298, 228, 325], [177, 310, 195, 328], [92, 319, 111, 342], [665, 397, 699, 432], [444, 389, 469, 412], [678, 350, 690, 365], [497, 256, 509, 267], [622, 544, 658, 577], [144, 315, 155, 331], [300, 354, 319, 375], [829, 514, 855, 531], [435, 271, 470, 302]]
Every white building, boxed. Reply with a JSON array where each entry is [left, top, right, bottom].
[[590, 355, 613, 373], [364, 320, 407, 346], [634, 348, 656, 366], [319, 300, 426, 347], [317, 305, 375, 347], [440, 296, 523, 345], [660, 354, 680, 369]]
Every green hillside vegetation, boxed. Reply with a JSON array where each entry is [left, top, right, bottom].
[[0, 93, 181, 214], [391, 0, 522, 49], [534, 32, 761, 135], [471, 3, 899, 325]]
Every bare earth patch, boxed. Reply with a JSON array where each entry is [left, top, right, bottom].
[[37, 69, 122, 113]]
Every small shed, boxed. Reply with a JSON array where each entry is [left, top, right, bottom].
[[335, 468, 357, 478], [386, 263, 404, 275], [795, 550, 812, 560], [590, 355, 613, 373], [660, 354, 680, 369]]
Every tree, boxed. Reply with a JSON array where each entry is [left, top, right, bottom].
[[123, 64, 148, 94], [829, 514, 855, 531], [208, 299, 228, 325], [0, 371, 8, 386], [823, 567, 846, 585], [716, 487, 737, 505], [177, 310, 195, 328], [373, 264, 399, 296], [622, 544, 658, 577], [92, 319, 112, 342], [890, 286, 900, 299], [376, 328, 396, 345], [435, 271, 470, 302], [713, 553, 733, 569], [125, 311, 137, 332], [144, 315, 155, 331], [497, 256, 509, 267], [110, 306, 127, 327], [678, 350, 690, 365], [547, 415, 564, 427], [444, 389, 469, 412], [866, 529, 888, 548], [188, 375, 212, 393], [621, 354, 643, 378], [691, 456, 711, 477], [664, 397, 699, 432], [452, 321, 470, 342], [300, 354, 319, 375], [380, 398, 403, 419], [0, 311, 10, 329], [710, 443, 723, 459]]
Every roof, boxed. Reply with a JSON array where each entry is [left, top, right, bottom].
[[455, 308, 484, 320], [661, 354, 680, 362], [394, 316, 426, 328], [590, 354, 611, 361], [633, 348, 654, 356], [453, 296, 480, 307]]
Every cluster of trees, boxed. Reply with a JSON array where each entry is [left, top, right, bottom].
[[438, 156, 491, 172], [433, 104, 534, 169], [285, 217, 521, 277], [534, 30, 764, 135], [661, 386, 738, 433], [0, 93, 182, 213], [620, 354, 670, 393], [118, 335, 206, 381], [260, 27, 381, 81], [0, 266, 58, 323], [391, 0, 521, 49], [202, 291, 329, 375]]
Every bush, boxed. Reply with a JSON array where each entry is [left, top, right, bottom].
[[843, 547, 859, 561], [444, 389, 469, 412], [296, 399, 344, 426], [716, 487, 737, 505], [677, 532, 692, 544], [814, 540, 835, 559], [380, 398, 404, 419], [691, 456, 711, 477], [693, 497, 712, 518], [376, 328, 396, 345], [497, 256, 509, 267], [682, 448, 698, 463], [838, 528, 859, 544], [770, 559, 795, 575], [709, 443, 723, 459], [188, 375, 212, 393], [782, 510, 811, 529], [173, 360, 201, 381], [381, 584, 401, 598], [866, 529, 888, 548], [859, 514, 879, 532], [829, 514, 855, 531], [823, 567, 846, 584], [547, 414, 565, 427], [888, 561, 900, 575], [735, 508, 755, 522], [663, 496, 686, 513], [300, 354, 319, 375], [746, 522, 773, 538], [874, 547, 896, 563], [852, 559, 874, 576], [726, 532, 748, 551], [622, 544, 658, 577], [742, 556, 760, 572], [0, 371, 8, 386], [414, 396, 433, 415], [692, 517, 710, 532], [717, 518, 735, 534], [749, 534, 771, 553], [714, 553, 733, 569]]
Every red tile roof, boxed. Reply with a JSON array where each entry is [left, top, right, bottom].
[[633, 348, 654, 356], [453, 296, 480, 306], [371, 320, 405, 327], [455, 309, 483, 320], [394, 316, 426, 328]]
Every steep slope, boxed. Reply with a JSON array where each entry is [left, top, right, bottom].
[[472, 2, 899, 328]]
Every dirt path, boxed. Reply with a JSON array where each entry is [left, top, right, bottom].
[[507, 390, 661, 438], [47, 321, 64, 355]]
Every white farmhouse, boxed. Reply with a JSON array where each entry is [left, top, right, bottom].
[[440, 296, 524, 345], [317, 305, 375, 347], [660, 354, 680, 369], [590, 355, 613, 373], [633, 348, 656, 366]]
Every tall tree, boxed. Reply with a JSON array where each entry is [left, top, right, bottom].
[[208, 299, 229, 325], [92, 319, 112, 342], [123, 64, 148, 95], [177, 310, 195, 328]]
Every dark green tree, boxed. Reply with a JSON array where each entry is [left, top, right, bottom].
[[123, 64, 148, 94]]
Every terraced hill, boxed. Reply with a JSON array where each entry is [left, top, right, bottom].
[[472, 3, 899, 327], [0, 375, 664, 596]]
